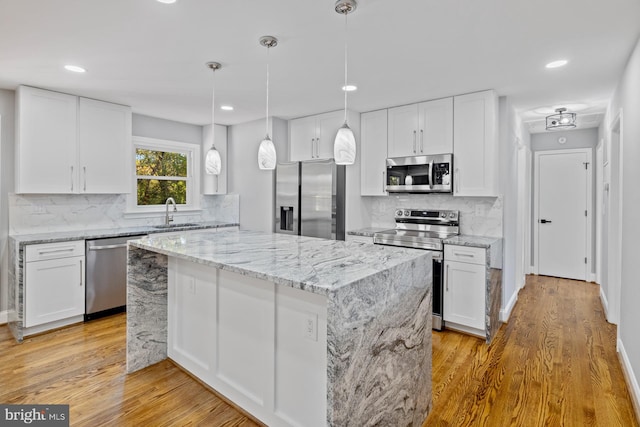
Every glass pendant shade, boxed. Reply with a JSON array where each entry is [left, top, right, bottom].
[[334, 123, 356, 165], [258, 136, 277, 170], [205, 146, 222, 175]]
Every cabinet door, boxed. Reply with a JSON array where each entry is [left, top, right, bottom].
[[25, 255, 85, 328], [78, 98, 131, 193], [453, 90, 499, 197], [289, 116, 317, 161], [202, 124, 228, 195], [418, 97, 453, 154], [443, 260, 485, 330], [316, 111, 343, 160], [360, 110, 388, 196], [387, 104, 419, 158], [16, 86, 78, 194]]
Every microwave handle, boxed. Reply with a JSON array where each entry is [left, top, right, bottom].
[[429, 160, 434, 189]]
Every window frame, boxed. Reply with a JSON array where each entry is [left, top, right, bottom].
[[127, 136, 201, 214]]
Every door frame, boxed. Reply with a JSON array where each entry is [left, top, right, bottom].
[[607, 110, 623, 326], [533, 148, 593, 279]]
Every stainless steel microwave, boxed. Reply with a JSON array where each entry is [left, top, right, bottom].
[[386, 154, 453, 193]]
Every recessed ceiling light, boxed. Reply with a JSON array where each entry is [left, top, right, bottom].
[[545, 59, 568, 69], [220, 105, 234, 111], [64, 65, 86, 73], [156, 0, 177, 3], [342, 85, 357, 92]]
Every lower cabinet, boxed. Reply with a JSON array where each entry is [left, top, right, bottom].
[[168, 258, 327, 427], [443, 244, 486, 335], [24, 240, 85, 332]]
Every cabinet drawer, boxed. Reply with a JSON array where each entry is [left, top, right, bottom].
[[26, 240, 85, 262], [444, 245, 486, 265]]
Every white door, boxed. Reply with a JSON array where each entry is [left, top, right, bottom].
[[536, 150, 590, 280]]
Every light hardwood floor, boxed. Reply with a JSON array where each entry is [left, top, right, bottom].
[[0, 275, 637, 426]]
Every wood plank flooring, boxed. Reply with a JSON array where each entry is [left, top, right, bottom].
[[0, 275, 637, 426]]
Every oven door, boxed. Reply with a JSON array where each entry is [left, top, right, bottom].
[[432, 251, 444, 331]]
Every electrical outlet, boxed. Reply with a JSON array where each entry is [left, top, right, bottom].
[[304, 314, 317, 341], [475, 204, 486, 216]]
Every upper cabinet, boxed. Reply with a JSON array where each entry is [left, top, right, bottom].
[[15, 86, 131, 194], [360, 109, 388, 196], [387, 97, 453, 158], [289, 110, 344, 161], [453, 90, 499, 197], [202, 124, 228, 195]]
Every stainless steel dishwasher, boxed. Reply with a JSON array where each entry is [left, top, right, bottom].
[[85, 234, 146, 320]]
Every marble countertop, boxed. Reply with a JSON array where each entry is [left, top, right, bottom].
[[131, 229, 431, 296], [346, 227, 393, 237], [443, 235, 502, 249], [9, 221, 239, 246]]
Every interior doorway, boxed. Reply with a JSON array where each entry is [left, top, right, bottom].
[[534, 149, 593, 281]]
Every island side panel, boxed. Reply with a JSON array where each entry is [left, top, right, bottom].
[[7, 239, 23, 341], [126, 246, 169, 373], [327, 255, 433, 427], [485, 239, 503, 344]]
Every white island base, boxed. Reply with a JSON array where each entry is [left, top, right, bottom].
[[126, 230, 433, 427]]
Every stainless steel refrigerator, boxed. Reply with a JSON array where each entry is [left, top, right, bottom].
[[275, 160, 345, 240]]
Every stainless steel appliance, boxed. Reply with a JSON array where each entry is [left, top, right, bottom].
[[373, 209, 460, 330], [275, 160, 346, 240], [386, 154, 453, 193], [85, 234, 146, 320]]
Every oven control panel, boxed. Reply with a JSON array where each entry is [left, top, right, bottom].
[[395, 209, 459, 223]]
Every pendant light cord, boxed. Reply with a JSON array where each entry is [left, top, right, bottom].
[[211, 68, 216, 149], [343, 11, 348, 124], [266, 45, 270, 138]]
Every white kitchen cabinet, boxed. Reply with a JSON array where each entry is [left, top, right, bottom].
[[202, 124, 228, 195], [289, 110, 344, 161], [15, 85, 132, 194], [78, 97, 131, 193], [387, 97, 453, 158], [444, 244, 486, 335], [360, 109, 388, 196], [24, 240, 85, 332], [15, 86, 78, 193], [453, 90, 499, 197]]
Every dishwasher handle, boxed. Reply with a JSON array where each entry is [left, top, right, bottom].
[[88, 243, 128, 251]]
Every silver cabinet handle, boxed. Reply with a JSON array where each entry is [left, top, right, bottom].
[[70, 166, 74, 191], [79, 259, 83, 287], [83, 166, 87, 191], [453, 252, 475, 257], [316, 138, 320, 158], [382, 171, 386, 193], [215, 176, 219, 193], [420, 129, 424, 153], [311, 138, 314, 158], [446, 264, 450, 291], [413, 130, 417, 153], [38, 248, 74, 255]]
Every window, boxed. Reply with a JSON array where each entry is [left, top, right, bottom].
[[129, 137, 200, 213]]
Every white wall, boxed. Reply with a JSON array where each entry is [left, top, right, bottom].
[[228, 117, 287, 233], [0, 89, 15, 321], [132, 113, 202, 145], [606, 34, 640, 414]]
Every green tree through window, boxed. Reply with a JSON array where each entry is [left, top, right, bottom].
[[136, 148, 188, 205]]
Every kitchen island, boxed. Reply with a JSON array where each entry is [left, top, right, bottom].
[[126, 229, 433, 427]]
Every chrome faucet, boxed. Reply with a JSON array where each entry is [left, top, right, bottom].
[[165, 197, 177, 225]]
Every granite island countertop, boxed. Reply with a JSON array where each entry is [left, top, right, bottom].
[[346, 227, 392, 238], [132, 228, 431, 296]]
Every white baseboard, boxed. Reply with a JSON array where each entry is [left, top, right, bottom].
[[0, 310, 7, 325], [600, 285, 610, 321], [500, 289, 518, 323], [618, 338, 640, 422]]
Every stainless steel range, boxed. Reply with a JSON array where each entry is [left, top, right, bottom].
[[373, 208, 460, 331]]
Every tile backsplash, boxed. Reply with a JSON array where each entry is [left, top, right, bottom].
[[9, 193, 239, 235], [362, 194, 503, 237]]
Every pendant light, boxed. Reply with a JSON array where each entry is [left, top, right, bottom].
[[205, 61, 222, 175], [258, 36, 278, 170], [545, 107, 577, 131], [333, 0, 357, 165]]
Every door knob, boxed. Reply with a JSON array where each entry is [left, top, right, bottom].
[[539, 219, 552, 224]]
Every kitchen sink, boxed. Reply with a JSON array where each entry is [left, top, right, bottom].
[[152, 223, 200, 229]]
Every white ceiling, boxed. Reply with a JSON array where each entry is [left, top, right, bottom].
[[1, 0, 639, 128]]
